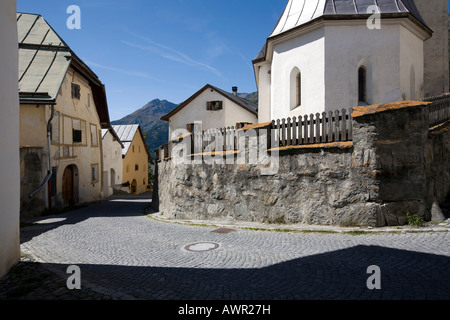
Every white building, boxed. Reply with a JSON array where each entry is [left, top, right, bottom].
[[253, 0, 433, 122], [161, 84, 258, 139], [0, 0, 20, 278], [101, 127, 124, 197]]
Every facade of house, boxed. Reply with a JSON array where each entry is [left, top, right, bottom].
[[0, 0, 21, 278], [253, 0, 433, 122], [112, 125, 150, 194], [18, 13, 111, 218], [101, 127, 124, 197], [161, 84, 258, 139]]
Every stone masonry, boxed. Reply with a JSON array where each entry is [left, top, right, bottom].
[[155, 101, 450, 227]]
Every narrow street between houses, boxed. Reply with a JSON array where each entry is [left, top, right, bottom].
[[1, 193, 449, 301]]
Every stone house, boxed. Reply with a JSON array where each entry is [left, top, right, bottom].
[[0, 0, 21, 278], [112, 125, 150, 194], [18, 13, 111, 218], [101, 127, 124, 197], [253, 0, 447, 123], [161, 84, 258, 139]]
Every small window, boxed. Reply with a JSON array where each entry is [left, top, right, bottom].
[[71, 83, 81, 100], [72, 119, 83, 144], [135, 164, 139, 171], [290, 67, 301, 110], [91, 164, 99, 183], [207, 101, 223, 111], [73, 129, 82, 143], [132, 145, 135, 153], [358, 66, 367, 103]]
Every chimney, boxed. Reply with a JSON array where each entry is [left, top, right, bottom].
[[232, 86, 238, 96]]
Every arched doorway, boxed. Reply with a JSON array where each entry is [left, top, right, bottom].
[[62, 165, 78, 206], [131, 179, 137, 194]]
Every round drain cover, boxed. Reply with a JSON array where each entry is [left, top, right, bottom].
[[184, 242, 220, 252]]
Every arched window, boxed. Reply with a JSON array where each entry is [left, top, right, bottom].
[[358, 66, 367, 103], [290, 67, 301, 110], [410, 65, 416, 100]]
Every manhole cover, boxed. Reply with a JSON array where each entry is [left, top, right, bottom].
[[212, 228, 235, 234], [184, 242, 220, 252]]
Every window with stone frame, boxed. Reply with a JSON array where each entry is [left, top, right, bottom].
[[71, 83, 81, 100]]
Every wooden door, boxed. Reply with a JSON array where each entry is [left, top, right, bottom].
[[62, 166, 74, 205], [131, 179, 137, 194]]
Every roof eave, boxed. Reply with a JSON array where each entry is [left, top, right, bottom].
[[70, 54, 111, 128], [161, 84, 258, 121]]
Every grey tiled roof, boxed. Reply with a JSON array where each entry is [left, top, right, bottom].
[[254, 0, 429, 63], [111, 125, 140, 156], [17, 13, 71, 103], [270, 0, 428, 38]]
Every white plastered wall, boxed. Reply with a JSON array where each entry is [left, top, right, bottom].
[[102, 130, 123, 197], [257, 63, 272, 123], [271, 27, 326, 120], [324, 22, 403, 109], [0, 0, 20, 278]]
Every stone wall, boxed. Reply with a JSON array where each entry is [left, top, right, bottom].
[[154, 101, 450, 227]]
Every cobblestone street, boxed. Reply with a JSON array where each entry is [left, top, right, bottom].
[[1, 194, 449, 301]]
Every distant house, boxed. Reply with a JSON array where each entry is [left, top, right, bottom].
[[18, 13, 111, 217], [112, 125, 150, 194], [101, 127, 124, 197], [253, 0, 434, 122], [161, 84, 258, 140]]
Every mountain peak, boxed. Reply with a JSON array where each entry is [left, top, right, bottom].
[[111, 99, 178, 157]]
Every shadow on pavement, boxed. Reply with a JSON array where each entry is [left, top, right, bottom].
[[2, 245, 449, 300]]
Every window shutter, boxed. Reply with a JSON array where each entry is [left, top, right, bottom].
[[207, 101, 211, 110]]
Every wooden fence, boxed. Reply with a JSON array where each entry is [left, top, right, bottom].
[[272, 108, 353, 147], [156, 108, 353, 160], [155, 96, 450, 161], [424, 94, 450, 127]]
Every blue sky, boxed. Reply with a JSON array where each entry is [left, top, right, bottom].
[[17, 0, 287, 121]]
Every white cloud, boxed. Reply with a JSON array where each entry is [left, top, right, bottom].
[[85, 60, 168, 83], [122, 33, 222, 77]]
